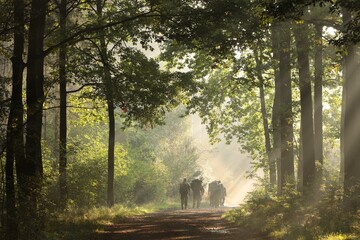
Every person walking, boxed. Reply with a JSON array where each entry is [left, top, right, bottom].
[[179, 178, 191, 210], [191, 178, 204, 208]]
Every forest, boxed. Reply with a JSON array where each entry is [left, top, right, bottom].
[[0, 0, 360, 239]]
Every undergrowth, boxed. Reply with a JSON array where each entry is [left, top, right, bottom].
[[44, 200, 178, 240], [224, 183, 360, 240]]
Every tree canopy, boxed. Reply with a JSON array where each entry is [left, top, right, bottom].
[[1, 0, 360, 239]]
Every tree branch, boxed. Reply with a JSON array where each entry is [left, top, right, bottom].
[[43, 10, 156, 56], [43, 105, 102, 110], [66, 83, 101, 94]]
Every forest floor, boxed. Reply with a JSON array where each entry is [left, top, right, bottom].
[[95, 207, 270, 240]]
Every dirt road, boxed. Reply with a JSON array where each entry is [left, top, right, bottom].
[[97, 208, 269, 240]]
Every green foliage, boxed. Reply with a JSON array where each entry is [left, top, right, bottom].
[[148, 106, 199, 197], [65, 0, 197, 129], [159, 4, 275, 168], [131, 160, 169, 204], [224, 159, 360, 239], [184, 52, 270, 163], [120, 106, 200, 201], [40, 102, 200, 208], [111, 47, 195, 127], [225, 181, 360, 240], [3, 0, 356, 239], [44, 200, 181, 240], [153, 0, 265, 55], [67, 133, 129, 207], [318, 234, 358, 240], [44, 204, 152, 240], [67, 88, 107, 127]]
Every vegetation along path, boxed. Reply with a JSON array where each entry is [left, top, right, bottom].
[[97, 208, 269, 240]]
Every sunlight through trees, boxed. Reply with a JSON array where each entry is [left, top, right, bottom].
[[0, 0, 360, 239]]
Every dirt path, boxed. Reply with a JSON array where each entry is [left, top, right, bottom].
[[97, 208, 269, 240]]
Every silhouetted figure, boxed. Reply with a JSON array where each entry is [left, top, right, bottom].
[[209, 180, 226, 207], [219, 182, 226, 206], [179, 178, 191, 210], [209, 180, 221, 207], [191, 178, 204, 208]]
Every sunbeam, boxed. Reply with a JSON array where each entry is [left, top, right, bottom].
[[190, 114, 257, 206]]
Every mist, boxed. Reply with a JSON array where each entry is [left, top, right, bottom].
[[190, 114, 257, 206]]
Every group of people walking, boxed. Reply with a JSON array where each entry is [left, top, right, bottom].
[[179, 178, 205, 209], [179, 178, 226, 210], [208, 180, 226, 208]]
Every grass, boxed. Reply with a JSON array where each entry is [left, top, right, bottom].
[[223, 186, 360, 240], [45, 201, 178, 240], [317, 233, 358, 240]]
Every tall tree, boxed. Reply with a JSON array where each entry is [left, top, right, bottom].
[[314, 24, 323, 176], [271, 22, 281, 193], [294, 21, 316, 192], [95, 0, 116, 207], [19, 0, 48, 238], [342, 7, 360, 213], [64, 0, 196, 208], [154, 0, 280, 188], [5, 0, 25, 238], [59, 0, 68, 209], [254, 45, 275, 189], [278, 21, 294, 194]]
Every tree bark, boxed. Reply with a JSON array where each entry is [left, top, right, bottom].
[[25, 0, 47, 176], [5, 120, 17, 240], [20, 0, 48, 238], [59, 0, 68, 210], [314, 24, 323, 173], [342, 8, 360, 213], [107, 99, 115, 207], [271, 23, 281, 193], [294, 23, 316, 192], [97, 0, 115, 207], [6, 1, 25, 239], [278, 21, 294, 194], [340, 73, 345, 184], [254, 46, 274, 190]]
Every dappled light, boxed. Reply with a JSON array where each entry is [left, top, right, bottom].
[[97, 209, 267, 240], [1, 0, 360, 240]]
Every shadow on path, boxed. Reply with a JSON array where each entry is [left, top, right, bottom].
[[96, 208, 270, 240]]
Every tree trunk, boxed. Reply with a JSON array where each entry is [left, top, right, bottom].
[[314, 24, 323, 174], [97, 0, 115, 207], [107, 99, 115, 207], [5, 120, 17, 240], [294, 23, 316, 193], [59, 0, 68, 210], [254, 46, 274, 190], [340, 76, 345, 184], [5, 0, 25, 239], [340, 9, 348, 187], [25, 0, 47, 177], [342, 9, 360, 213], [297, 125, 304, 192], [21, 0, 48, 238], [271, 23, 281, 193], [278, 21, 294, 194]]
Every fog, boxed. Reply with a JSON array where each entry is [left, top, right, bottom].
[[190, 114, 257, 206], [142, 43, 258, 206]]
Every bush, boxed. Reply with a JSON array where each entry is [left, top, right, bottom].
[[224, 183, 360, 240], [67, 134, 129, 208]]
